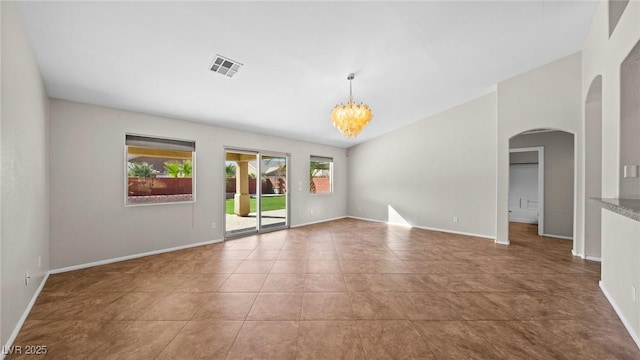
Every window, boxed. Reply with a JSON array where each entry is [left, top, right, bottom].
[[310, 156, 333, 194], [125, 134, 195, 205]]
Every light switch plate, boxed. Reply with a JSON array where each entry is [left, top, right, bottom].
[[623, 165, 638, 178]]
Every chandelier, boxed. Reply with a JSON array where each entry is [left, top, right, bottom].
[[330, 73, 373, 138]]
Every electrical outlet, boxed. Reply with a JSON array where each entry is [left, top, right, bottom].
[[453, 216, 459, 223], [211, 222, 216, 229], [632, 286, 637, 302], [38, 256, 42, 269], [623, 165, 638, 178], [25, 271, 31, 286]]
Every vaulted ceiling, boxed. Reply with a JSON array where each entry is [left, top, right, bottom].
[[17, 1, 598, 148]]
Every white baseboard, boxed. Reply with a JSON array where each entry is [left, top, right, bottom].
[[2, 273, 50, 360], [599, 281, 640, 350], [292, 216, 348, 228], [571, 249, 585, 259], [585, 255, 602, 262], [346, 216, 496, 240], [51, 238, 223, 274], [543, 233, 573, 240], [412, 224, 495, 240], [347, 215, 386, 224]]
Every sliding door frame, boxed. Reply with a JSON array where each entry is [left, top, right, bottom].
[[223, 147, 290, 239]]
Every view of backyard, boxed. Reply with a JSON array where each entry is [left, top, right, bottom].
[[225, 195, 286, 215]]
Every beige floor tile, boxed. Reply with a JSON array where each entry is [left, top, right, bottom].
[[297, 321, 365, 360], [25, 321, 130, 359], [302, 292, 354, 320], [213, 250, 252, 260], [305, 260, 342, 273], [468, 320, 567, 359], [394, 292, 463, 320], [10, 220, 638, 360], [9, 319, 77, 353], [88, 292, 164, 320], [348, 292, 407, 320], [304, 274, 347, 292], [233, 260, 275, 274], [91, 320, 186, 360], [261, 273, 305, 292], [226, 321, 299, 360], [414, 320, 504, 359], [28, 291, 124, 320], [217, 273, 267, 292], [343, 274, 426, 292], [436, 292, 517, 320], [173, 274, 230, 292], [191, 293, 257, 320], [357, 320, 435, 359], [247, 249, 281, 260], [246, 292, 303, 320], [156, 320, 242, 360], [278, 249, 307, 260], [271, 260, 306, 274], [339, 260, 378, 274], [138, 292, 209, 320], [132, 273, 184, 292], [193, 259, 243, 273]]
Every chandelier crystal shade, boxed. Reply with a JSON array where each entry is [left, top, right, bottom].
[[331, 73, 373, 138]]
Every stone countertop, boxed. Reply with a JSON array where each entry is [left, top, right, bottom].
[[589, 198, 640, 222]]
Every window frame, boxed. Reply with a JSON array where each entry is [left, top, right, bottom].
[[124, 133, 196, 206], [309, 155, 333, 194]]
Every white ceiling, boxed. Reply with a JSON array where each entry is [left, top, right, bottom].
[[17, 1, 598, 148]]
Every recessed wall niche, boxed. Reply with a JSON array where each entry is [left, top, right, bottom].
[[609, 0, 629, 37], [619, 40, 640, 197]]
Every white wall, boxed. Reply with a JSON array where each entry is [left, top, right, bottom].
[[601, 209, 640, 345], [49, 99, 347, 269], [1, 1, 50, 346], [582, 0, 640, 347], [584, 76, 602, 260], [510, 131, 575, 238], [496, 52, 583, 246], [346, 93, 497, 238]]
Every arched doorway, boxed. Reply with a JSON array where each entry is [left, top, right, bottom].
[[507, 129, 576, 244]]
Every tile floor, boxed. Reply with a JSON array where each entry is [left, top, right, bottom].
[[6, 219, 640, 359]]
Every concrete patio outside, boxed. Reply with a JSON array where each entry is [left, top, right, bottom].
[[225, 209, 287, 234]]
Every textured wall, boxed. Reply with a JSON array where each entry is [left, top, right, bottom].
[[583, 0, 640, 346], [496, 52, 583, 246], [347, 93, 498, 238], [1, 1, 51, 346], [49, 100, 348, 269]]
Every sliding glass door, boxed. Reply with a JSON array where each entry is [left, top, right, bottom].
[[225, 150, 258, 236], [259, 154, 288, 230], [224, 149, 289, 238]]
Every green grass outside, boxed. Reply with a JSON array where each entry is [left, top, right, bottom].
[[225, 195, 286, 215]]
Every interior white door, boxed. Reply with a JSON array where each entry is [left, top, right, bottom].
[[509, 164, 539, 223]]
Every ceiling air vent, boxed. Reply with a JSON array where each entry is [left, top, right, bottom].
[[210, 55, 242, 78]]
